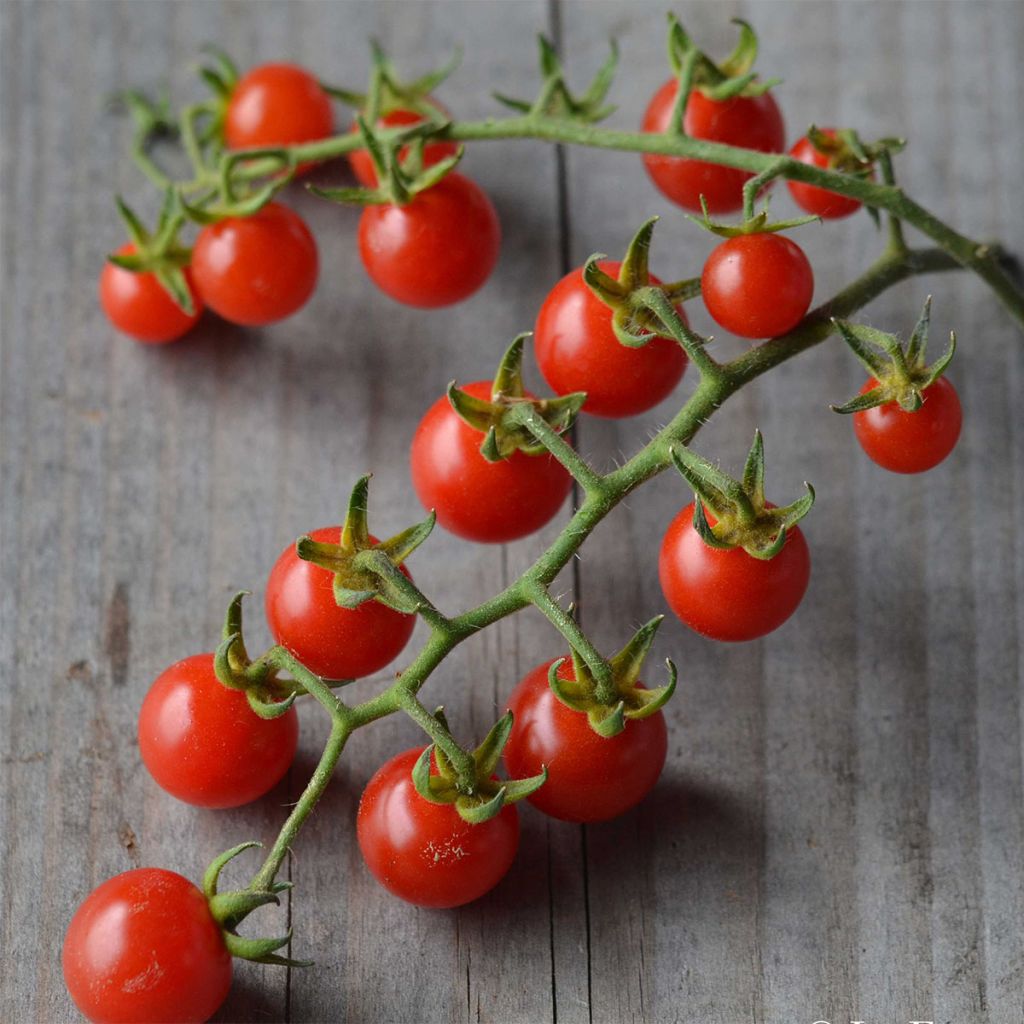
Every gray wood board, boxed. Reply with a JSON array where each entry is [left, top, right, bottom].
[[1, 2, 1021, 1023]]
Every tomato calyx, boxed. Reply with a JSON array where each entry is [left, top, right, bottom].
[[494, 34, 619, 124], [106, 191, 197, 314], [410, 710, 547, 824], [690, 194, 819, 239], [665, 15, 779, 108], [323, 39, 460, 125], [294, 474, 435, 614], [671, 430, 815, 560], [548, 616, 678, 738], [448, 334, 586, 462], [831, 297, 956, 415], [204, 842, 311, 967], [582, 217, 700, 348]]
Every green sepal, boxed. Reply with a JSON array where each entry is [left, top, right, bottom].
[[196, 45, 240, 99], [689, 194, 820, 239], [409, 712, 547, 824], [295, 476, 431, 613], [309, 117, 461, 208], [666, 14, 778, 101], [831, 297, 957, 415], [670, 432, 815, 558], [320, 41, 460, 117], [546, 617, 679, 739], [246, 687, 297, 720], [214, 633, 251, 692], [222, 930, 312, 969], [494, 35, 618, 123], [447, 335, 585, 461], [580, 218, 701, 352], [108, 193, 196, 315], [203, 841, 262, 901]]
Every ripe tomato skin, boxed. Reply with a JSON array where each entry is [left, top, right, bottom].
[[265, 527, 416, 680], [191, 202, 318, 326], [99, 244, 203, 344], [534, 260, 688, 418], [852, 376, 962, 473], [641, 79, 785, 213], [138, 653, 298, 808], [225, 63, 334, 164], [358, 172, 500, 308], [787, 130, 863, 219], [701, 233, 813, 339], [62, 868, 232, 1024], [504, 660, 668, 823], [357, 747, 520, 908], [659, 502, 811, 642], [410, 380, 572, 543], [349, 106, 459, 188]]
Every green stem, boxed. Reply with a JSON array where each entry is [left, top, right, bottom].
[[248, 649, 352, 892], [511, 405, 605, 495]]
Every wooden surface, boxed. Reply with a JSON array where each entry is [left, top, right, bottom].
[[2, 2, 1023, 1022]]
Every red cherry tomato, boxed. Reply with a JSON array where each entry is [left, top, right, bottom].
[[659, 502, 811, 642], [641, 79, 785, 213], [410, 380, 572, 543], [852, 376, 962, 473], [701, 233, 814, 339], [225, 62, 334, 173], [503, 659, 668, 823], [63, 868, 232, 1024], [191, 202, 318, 326], [99, 244, 203, 344], [787, 129, 863, 219], [534, 260, 688, 418], [358, 172, 500, 308], [357, 747, 520, 908], [138, 653, 298, 809], [349, 105, 459, 188], [265, 526, 415, 680]]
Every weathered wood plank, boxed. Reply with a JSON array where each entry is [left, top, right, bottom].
[[1, 2, 1022, 1023]]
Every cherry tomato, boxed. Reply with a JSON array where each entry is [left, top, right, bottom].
[[659, 502, 811, 642], [410, 380, 572, 543], [641, 79, 785, 213], [787, 129, 863, 219], [358, 172, 500, 308], [853, 376, 962, 473], [265, 526, 415, 680], [138, 653, 298, 808], [534, 260, 688, 418], [503, 659, 668, 823], [225, 63, 334, 173], [63, 868, 232, 1024], [99, 244, 203, 344], [349, 105, 459, 188], [357, 747, 520, 908], [191, 202, 318, 326], [701, 233, 813, 339]]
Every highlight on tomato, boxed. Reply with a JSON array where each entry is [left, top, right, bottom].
[[191, 201, 319, 326], [63, 868, 233, 1024], [138, 652, 298, 808]]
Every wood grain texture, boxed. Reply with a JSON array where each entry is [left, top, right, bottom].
[[1, 2, 1021, 1023]]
